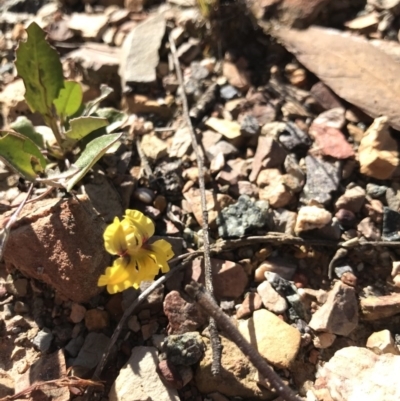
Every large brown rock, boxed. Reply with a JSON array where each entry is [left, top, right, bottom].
[[1, 196, 110, 303]]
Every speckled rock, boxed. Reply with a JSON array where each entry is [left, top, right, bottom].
[[257, 281, 288, 314], [0, 196, 110, 303], [162, 332, 205, 366], [315, 346, 400, 401], [195, 335, 273, 399], [238, 309, 301, 369], [217, 195, 269, 237]]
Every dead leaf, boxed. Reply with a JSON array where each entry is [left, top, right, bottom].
[[273, 26, 400, 130]]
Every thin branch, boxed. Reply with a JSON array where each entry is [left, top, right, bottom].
[[185, 281, 302, 401], [169, 33, 222, 375], [135, 136, 153, 178]]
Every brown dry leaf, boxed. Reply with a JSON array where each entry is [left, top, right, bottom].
[[273, 26, 400, 130]]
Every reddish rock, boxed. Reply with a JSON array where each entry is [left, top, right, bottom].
[[85, 309, 110, 331], [158, 360, 193, 389], [163, 291, 208, 334], [0, 196, 111, 303], [310, 82, 343, 110], [188, 258, 249, 300], [309, 124, 355, 159], [70, 303, 86, 324], [236, 292, 263, 319], [361, 293, 400, 321], [223, 59, 251, 92]]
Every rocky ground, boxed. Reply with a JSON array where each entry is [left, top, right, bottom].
[[2, 0, 400, 400]]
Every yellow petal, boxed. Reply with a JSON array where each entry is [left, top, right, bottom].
[[103, 217, 127, 256], [98, 258, 133, 294], [150, 240, 174, 261], [124, 209, 155, 240]]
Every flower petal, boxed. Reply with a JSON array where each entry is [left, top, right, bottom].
[[125, 209, 155, 240], [150, 240, 174, 261], [103, 217, 127, 256], [98, 258, 132, 294]]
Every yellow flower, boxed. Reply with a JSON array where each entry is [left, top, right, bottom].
[[98, 209, 174, 293]]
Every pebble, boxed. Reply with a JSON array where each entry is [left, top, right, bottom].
[[382, 207, 400, 241], [220, 84, 239, 100], [65, 335, 85, 358], [357, 217, 381, 240], [158, 360, 193, 389], [309, 281, 358, 336], [85, 309, 110, 331], [195, 335, 273, 399], [7, 278, 28, 297], [360, 293, 400, 320], [300, 155, 340, 205], [259, 182, 294, 208], [109, 347, 179, 401], [257, 281, 288, 314], [3, 303, 13, 319], [163, 291, 208, 334], [295, 206, 332, 233], [33, 328, 54, 352], [267, 208, 297, 235], [335, 209, 356, 228], [276, 121, 312, 151], [236, 292, 262, 319], [205, 117, 241, 139], [74, 333, 110, 372], [313, 107, 346, 129], [254, 256, 297, 281], [162, 332, 205, 366], [14, 301, 29, 314], [366, 183, 387, 198], [366, 330, 399, 355], [70, 303, 86, 324], [217, 195, 269, 238], [240, 115, 260, 136], [128, 315, 141, 332], [335, 186, 366, 213], [359, 116, 399, 179], [315, 346, 400, 401], [238, 309, 301, 369], [222, 60, 251, 92], [313, 332, 336, 349]]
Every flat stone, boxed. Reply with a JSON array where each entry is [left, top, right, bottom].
[[360, 293, 400, 320], [109, 347, 179, 401], [162, 332, 205, 366], [335, 186, 366, 213], [257, 281, 288, 314], [315, 346, 400, 401], [310, 82, 343, 110], [313, 107, 346, 129], [238, 309, 301, 369], [33, 328, 54, 352], [119, 14, 166, 86], [366, 329, 399, 355], [189, 258, 249, 300], [309, 281, 358, 336], [163, 291, 207, 334], [222, 60, 251, 91], [359, 116, 399, 180], [0, 196, 110, 303], [70, 303, 86, 324], [205, 117, 241, 139], [195, 335, 273, 399], [273, 121, 312, 151], [68, 13, 109, 41], [313, 332, 336, 349], [300, 155, 341, 205], [85, 309, 110, 331], [74, 332, 110, 371], [141, 133, 169, 161]]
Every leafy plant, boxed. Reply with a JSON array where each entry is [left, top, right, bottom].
[[0, 22, 125, 191]]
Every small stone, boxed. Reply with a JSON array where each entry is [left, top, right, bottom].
[[335, 209, 356, 228], [163, 291, 207, 334], [274, 121, 312, 152], [254, 256, 297, 281], [220, 85, 239, 100], [295, 206, 332, 233], [128, 315, 141, 332], [222, 60, 250, 91], [366, 330, 399, 355], [8, 278, 28, 297], [68, 13, 109, 41], [236, 292, 263, 319], [141, 321, 159, 340], [366, 183, 387, 198], [300, 155, 340, 205], [109, 347, 179, 401], [309, 281, 358, 336], [358, 217, 381, 240], [359, 116, 399, 179], [70, 303, 86, 324], [238, 309, 301, 369], [341, 271, 358, 287], [162, 332, 205, 366], [74, 333, 110, 372], [206, 141, 239, 160], [335, 186, 366, 213], [217, 195, 269, 238], [360, 293, 400, 320], [140, 134, 168, 160], [33, 328, 54, 352], [240, 115, 260, 136], [14, 301, 29, 314], [310, 82, 343, 110], [158, 360, 192, 389], [190, 61, 209, 81], [315, 347, 400, 401], [176, 39, 201, 64], [313, 332, 336, 349], [85, 309, 110, 331], [3, 304, 13, 319], [257, 281, 288, 314], [65, 335, 85, 358], [313, 107, 346, 129], [267, 208, 297, 235], [205, 117, 241, 139], [259, 182, 293, 208], [133, 187, 155, 204], [382, 207, 400, 241], [309, 124, 355, 159]]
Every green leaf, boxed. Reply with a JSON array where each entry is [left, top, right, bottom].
[[65, 116, 108, 142], [15, 22, 64, 116], [83, 84, 114, 116], [10, 116, 44, 148], [65, 133, 122, 192], [95, 107, 128, 133], [0, 131, 47, 180], [53, 81, 82, 120]]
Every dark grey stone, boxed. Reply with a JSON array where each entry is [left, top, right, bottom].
[[382, 207, 400, 241], [301, 156, 341, 205], [220, 85, 239, 100], [65, 335, 85, 358], [366, 183, 387, 199], [190, 61, 209, 81], [162, 332, 205, 366], [240, 115, 260, 136], [33, 328, 54, 352], [74, 332, 110, 370], [217, 195, 269, 238], [278, 122, 311, 151]]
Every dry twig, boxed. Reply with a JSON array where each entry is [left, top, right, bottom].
[[169, 33, 222, 375]]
